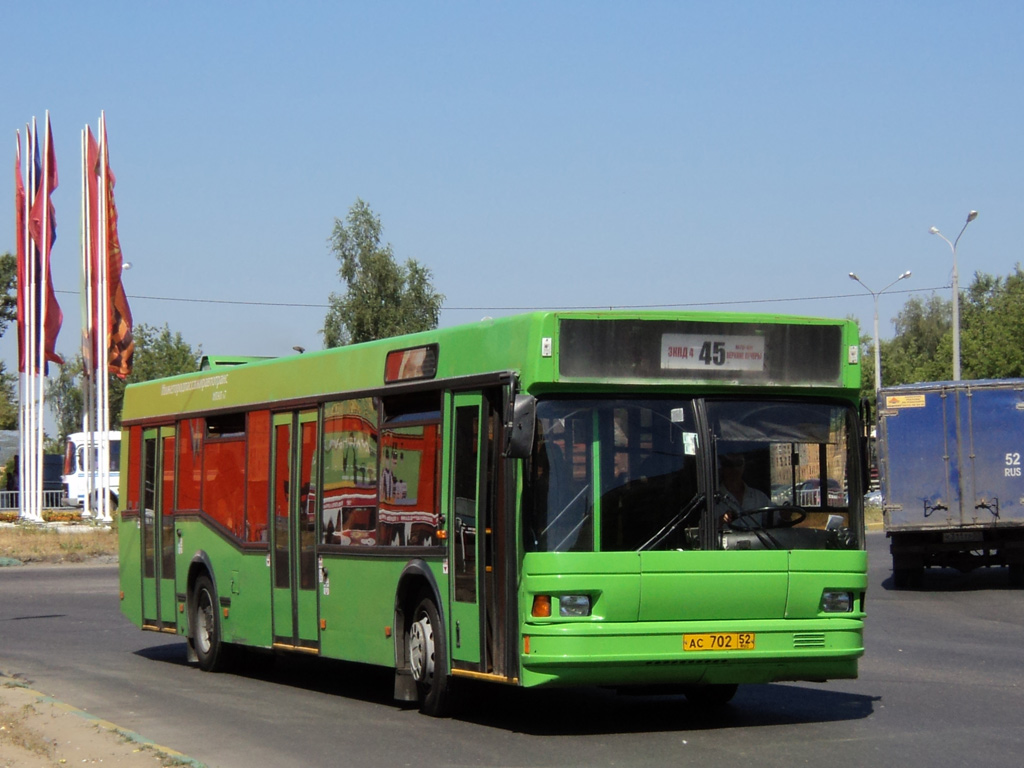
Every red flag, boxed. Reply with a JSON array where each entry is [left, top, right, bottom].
[[26, 116, 63, 370], [103, 124, 133, 379], [14, 133, 27, 373]]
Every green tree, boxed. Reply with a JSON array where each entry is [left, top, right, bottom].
[[48, 323, 202, 437], [0, 253, 19, 428], [322, 199, 444, 347], [46, 353, 84, 440], [860, 265, 1024, 407], [854, 325, 877, 411], [0, 252, 17, 337], [879, 293, 952, 387], [108, 323, 203, 426], [959, 265, 1024, 378], [0, 362, 16, 430]]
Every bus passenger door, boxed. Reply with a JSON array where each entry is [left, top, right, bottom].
[[270, 411, 320, 651], [140, 427, 176, 630], [448, 391, 506, 675]]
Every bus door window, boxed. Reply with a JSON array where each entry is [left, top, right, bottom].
[[452, 404, 478, 602], [298, 419, 318, 590], [449, 389, 504, 674], [273, 422, 291, 589], [142, 436, 157, 578], [161, 434, 175, 582]]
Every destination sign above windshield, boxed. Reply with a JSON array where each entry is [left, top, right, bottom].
[[661, 333, 766, 372], [558, 318, 843, 385]]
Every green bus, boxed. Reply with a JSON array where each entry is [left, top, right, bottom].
[[118, 310, 868, 715]]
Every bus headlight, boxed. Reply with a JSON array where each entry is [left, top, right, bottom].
[[820, 590, 854, 613], [531, 594, 592, 618], [558, 595, 592, 617]]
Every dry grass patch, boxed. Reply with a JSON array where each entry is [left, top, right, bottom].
[[0, 524, 118, 564], [0, 699, 55, 762], [864, 497, 884, 528]]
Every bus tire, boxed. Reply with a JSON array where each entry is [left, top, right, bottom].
[[193, 574, 226, 672], [407, 594, 450, 716], [683, 683, 739, 707]]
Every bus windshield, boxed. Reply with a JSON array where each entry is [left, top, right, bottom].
[[522, 397, 861, 553]]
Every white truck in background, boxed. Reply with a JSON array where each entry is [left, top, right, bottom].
[[62, 431, 121, 511]]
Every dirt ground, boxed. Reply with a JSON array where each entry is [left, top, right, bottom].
[[0, 680, 199, 767], [1, 526, 198, 767]]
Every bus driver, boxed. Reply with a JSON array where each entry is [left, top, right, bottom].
[[716, 452, 770, 525]]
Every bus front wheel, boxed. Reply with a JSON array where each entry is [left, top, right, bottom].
[[193, 574, 226, 672], [407, 594, 450, 716], [683, 683, 738, 707]]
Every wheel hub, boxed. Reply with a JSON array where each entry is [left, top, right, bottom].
[[409, 615, 435, 683]]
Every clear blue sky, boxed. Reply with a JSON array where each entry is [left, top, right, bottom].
[[4, 1, 1022, 367]]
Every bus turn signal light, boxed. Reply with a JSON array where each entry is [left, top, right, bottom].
[[532, 595, 552, 618]]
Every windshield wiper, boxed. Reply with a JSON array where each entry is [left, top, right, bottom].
[[638, 493, 705, 552]]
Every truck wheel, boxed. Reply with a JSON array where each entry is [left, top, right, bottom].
[[1009, 563, 1024, 588], [892, 567, 921, 589]]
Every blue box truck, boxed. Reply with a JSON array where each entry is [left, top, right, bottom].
[[877, 379, 1024, 588]]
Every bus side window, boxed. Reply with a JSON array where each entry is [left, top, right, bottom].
[[378, 393, 442, 548], [322, 398, 379, 547]]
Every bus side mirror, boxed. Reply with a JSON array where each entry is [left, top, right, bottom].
[[506, 394, 536, 459]]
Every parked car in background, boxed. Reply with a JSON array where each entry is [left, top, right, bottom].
[[795, 478, 846, 506]]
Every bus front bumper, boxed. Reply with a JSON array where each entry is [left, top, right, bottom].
[[519, 618, 863, 688]]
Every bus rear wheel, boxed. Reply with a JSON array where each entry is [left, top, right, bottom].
[[193, 574, 226, 672], [407, 594, 450, 716]]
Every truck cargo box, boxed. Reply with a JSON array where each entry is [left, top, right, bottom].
[[877, 379, 1024, 587]]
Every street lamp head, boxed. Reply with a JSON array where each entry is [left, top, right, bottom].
[[967, 210, 978, 223], [900, 270, 911, 279], [929, 226, 940, 235], [848, 272, 859, 281]]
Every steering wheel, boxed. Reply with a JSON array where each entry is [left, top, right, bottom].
[[726, 505, 807, 529]]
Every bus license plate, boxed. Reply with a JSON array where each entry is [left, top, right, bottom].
[[683, 632, 756, 651]]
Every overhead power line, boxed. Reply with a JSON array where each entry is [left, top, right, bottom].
[[53, 285, 949, 313]]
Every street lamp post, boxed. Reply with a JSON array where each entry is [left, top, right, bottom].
[[929, 210, 978, 382], [849, 270, 913, 392]]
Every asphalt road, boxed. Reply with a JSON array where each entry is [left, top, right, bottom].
[[1, 532, 1022, 768]]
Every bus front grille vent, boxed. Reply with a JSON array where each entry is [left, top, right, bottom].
[[645, 659, 727, 667], [792, 633, 826, 649]]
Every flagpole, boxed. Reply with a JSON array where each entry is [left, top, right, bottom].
[[80, 126, 95, 519], [36, 113, 54, 522], [97, 113, 110, 522], [22, 122, 32, 521], [15, 130, 28, 521], [23, 119, 38, 522]]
